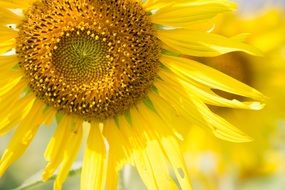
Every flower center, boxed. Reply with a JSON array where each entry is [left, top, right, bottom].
[[52, 30, 111, 84], [16, 0, 160, 120]]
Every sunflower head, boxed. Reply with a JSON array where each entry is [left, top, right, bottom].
[[16, 0, 160, 121]]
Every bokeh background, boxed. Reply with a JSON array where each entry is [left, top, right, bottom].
[[1, 0, 285, 190]]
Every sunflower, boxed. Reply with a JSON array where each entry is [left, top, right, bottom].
[[183, 8, 285, 188], [0, 0, 264, 189]]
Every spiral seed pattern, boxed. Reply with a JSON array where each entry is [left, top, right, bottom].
[[16, 0, 160, 120]]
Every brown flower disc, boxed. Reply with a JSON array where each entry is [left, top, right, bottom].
[[16, 0, 161, 120]]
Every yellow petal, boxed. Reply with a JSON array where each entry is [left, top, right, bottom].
[[81, 122, 107, 190], [135, 103, 192, 190], [154, 75, 208, 130], [126, 108, 180, 190], [103, 119, 130, 190], [0, 0, 34, 9], [118, 116, 159, 190], [0, 7, 22, 25], [132, 151, 159, 189], [148, 91, 190, 140], [158, 29, 262, 57], [105, 156, 119, 190], [0, 26, 17, 41], [155, 71, 253, 142], [159, 136, 193, 190], [179, 79, 264, 110], [0, 39, 15, 54], [42, 115, 71, 181], [0, 93, 34, 136], [0, 77, 23, 99], [159, 66, 264, 110], [160, 55, 265, 102], [151, 0, 235, 28], [0, 54, 18, 67], [143, 0, 172, 12], [54, 119, 83, 190], [0, 99, 46, 177], [42, 106, 57, 127], [190, 94, 253, 142]]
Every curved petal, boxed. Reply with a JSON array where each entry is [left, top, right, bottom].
[[158, 29, 262, 57], [0, 7, 23, 25], [103, 119, 130, 190], [151, 0, 235, 28], [160, 55, 265, 101], [53, 120, 83, 190], [0, 0, 34, 10], [0, 99, 49, 177], [42, 115, 83, 186], [81, 122, 107, 190], [154, 72, 253, 142]]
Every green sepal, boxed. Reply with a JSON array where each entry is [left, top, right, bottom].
[[124, 110, 132, 126], [55, 111, 64, 124], [114, 115, 120, 128], [143, 96, 157, 113]]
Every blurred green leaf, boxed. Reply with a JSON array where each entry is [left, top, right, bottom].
[[12, 162, 82, 190]]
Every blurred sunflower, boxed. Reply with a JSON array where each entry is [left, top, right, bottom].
[[183, 8, 285, 188], [0, 0, 264, 190]]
